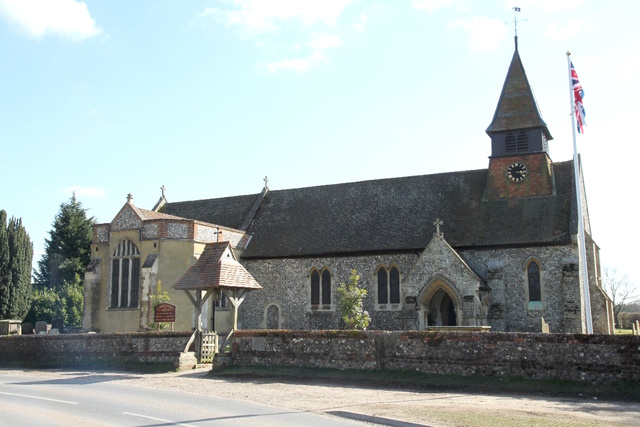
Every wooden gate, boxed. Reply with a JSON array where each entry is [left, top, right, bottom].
[[200, 331, 218, 363]]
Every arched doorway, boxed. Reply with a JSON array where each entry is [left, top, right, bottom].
[[419, 279, 461, 329]]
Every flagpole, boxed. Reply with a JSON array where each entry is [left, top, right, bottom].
[[566, 51, 593, 334]]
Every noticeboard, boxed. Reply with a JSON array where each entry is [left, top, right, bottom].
[[154, 303, 176, 323]]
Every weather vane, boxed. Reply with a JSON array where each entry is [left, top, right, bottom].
[[506, 6, 527, 49]]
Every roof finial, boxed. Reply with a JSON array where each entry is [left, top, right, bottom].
[[160, 185, 166, 199], [263, 175, 269, 191], [433, 218, 444, 237], [127, 193, 133, 203]]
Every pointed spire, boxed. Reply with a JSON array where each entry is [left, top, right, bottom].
[[486, 47, 552, 141]]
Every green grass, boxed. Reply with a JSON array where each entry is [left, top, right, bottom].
[[615, 328, 634, 335], [210, 365, 640, 401]]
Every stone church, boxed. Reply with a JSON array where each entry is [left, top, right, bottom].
[[83, 42, 614, 335]]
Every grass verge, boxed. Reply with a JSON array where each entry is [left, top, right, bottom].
[[210, 364, 640, 401]]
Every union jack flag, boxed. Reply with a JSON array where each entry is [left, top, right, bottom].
[[571, 61, 586, 133]]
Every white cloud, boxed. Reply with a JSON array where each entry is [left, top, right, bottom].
[[453, 16, 507, 51], [412, 0, 451, 12], [267, 51, 327, 72], [0, 0, 102, 41], [64, 186, 106, 198], [199, 0, 351, 32], [310, 35, 341, 50], [353, 13, 366, 32], [544, 20, 584, 41]]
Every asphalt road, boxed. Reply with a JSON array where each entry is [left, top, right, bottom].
[[0, 370, 370, 427]]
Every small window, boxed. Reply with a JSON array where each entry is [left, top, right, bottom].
[[528, 261, 541, 302], [310, 267, 331, 309], [214, 293, 227, 308], [110, 239, 141, 309], [377, 265, 401, 308]]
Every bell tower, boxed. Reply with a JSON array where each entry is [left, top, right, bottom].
[[484, 38, 555, 200]]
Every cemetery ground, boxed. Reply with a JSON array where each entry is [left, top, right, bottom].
[[1, 367, 639, 426]]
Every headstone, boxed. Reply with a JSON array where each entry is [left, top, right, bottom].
[[35, 321, 49, 334], [21, 323, 34, 335], [51, 318, 64, 333], [48, 328, 60, 335]]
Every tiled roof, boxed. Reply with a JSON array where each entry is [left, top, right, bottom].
[[135, 207, 186, 221], [163, 194, 258, 230], [173, 242, 262, 290], [486, 48, 552, 140], [163, 161, 577, 259]]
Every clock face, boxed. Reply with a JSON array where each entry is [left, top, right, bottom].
[[507, 162, 528, 182]]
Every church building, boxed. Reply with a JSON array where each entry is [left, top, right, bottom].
[[83, 41, 614, 335]]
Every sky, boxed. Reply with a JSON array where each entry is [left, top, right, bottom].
[[1, 0, 638, 289]]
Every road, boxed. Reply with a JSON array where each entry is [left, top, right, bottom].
[[0, 370, 368, 427], [1, 368, 639, 427]]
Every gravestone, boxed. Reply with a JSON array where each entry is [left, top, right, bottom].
[[35, 321, 49, 334], [21, 323, 34, 335], [51, 318, 64, 333]]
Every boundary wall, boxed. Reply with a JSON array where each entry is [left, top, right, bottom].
[[223, 330, 640, 383], [0, 332, 193, 369]]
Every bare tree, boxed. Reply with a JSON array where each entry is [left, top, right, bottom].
[[602, 267, 640, 327]]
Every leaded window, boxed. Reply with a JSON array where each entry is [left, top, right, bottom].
[[310, 268, 331, 307], [527, 261, 541, 303], [377, 265, 401, 306], [110, 239, 141, 309]]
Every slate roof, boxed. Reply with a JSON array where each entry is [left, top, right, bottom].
[[172, 242, 262, 290], [162, 160, 578, 259], [486, 47, 553, 140], [163, 194, 258, 230]]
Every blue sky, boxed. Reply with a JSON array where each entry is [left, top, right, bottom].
[[1, 0, 638, 288]]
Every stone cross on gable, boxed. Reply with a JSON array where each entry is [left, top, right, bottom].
[[434, 218, 443, 237], [161, 185, 166, 198], [127, 193, 133, 203], [263, 175, 269, 191]]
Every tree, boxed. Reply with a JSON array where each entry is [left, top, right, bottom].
[[336, 269, 370, 330], [34, 194, 94, 289], [28, 195, 94, 326], [602, 267, 640, 328], [0, 210, 34, 320], [148, 280, 171, 331]]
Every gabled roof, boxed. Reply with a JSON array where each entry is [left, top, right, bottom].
[[162, 161, 578, 259], [486, 47, 553, 140], [172, 242, 262, 290]]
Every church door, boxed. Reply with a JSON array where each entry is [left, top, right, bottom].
[[422, 286, 460, 328]]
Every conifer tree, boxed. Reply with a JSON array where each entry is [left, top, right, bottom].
[[34, 195, 94, 290], [0, 210, 34, 320], [28, 195, 94, 326]]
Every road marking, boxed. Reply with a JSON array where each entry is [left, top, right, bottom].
[[122, 411, 199, 427], [0, 391, 78, 405]]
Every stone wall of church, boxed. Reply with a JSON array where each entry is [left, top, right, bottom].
[[241, 242, 585, 333], [240, 254, 417, 331], [459, 244, 577, 333]]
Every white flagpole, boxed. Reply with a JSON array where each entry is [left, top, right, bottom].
[[566, 51, 593, 334]]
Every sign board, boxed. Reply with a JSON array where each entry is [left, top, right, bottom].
[[154, 303, 176, 323]]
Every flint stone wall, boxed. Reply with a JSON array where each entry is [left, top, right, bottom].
[[0, 332, 192, 368], [225, 330, 640, 383], [240, 242, 588, 333]]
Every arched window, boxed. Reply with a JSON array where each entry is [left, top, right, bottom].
[[310, 267, 331, 308], [516, 131, 529, 151], [110, 239, 140, 309], [505, 132, 516, 152], [526, 259, 542, 310], [377, 265, 401, 308]]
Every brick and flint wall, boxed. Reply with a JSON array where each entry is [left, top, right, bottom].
[[225, 330, 640, 383]]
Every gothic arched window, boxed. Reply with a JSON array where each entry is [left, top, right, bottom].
[[377, 265, 401, 308], [310, 267, 331, 308], [110, 239, 141, 309], [527, 259, 542, 305]]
